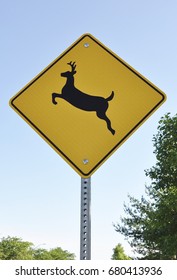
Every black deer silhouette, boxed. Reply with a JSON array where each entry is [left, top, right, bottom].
[[52, 61, 115, 135]]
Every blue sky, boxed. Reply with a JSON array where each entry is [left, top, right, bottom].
[[1, 0, 177, 259]]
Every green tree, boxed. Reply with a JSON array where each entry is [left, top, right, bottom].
[[48, 247, 75, 260], [145, 112, 177, 191], [115, 113, 177, 259], [0, 236, 75, 260], [0, 236, 33, 260], [111, 243, 131, 260], [33, 247, 75, 260], [32, 248, 51, 260]]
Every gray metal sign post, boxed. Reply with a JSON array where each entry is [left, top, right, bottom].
[[80, 177, 91, 260]]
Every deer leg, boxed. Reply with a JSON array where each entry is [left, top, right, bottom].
[[52, 92, 62, 105], [96, 111, 115, 135]]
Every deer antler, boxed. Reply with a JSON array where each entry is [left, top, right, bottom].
[[67, 61, 76, 74]]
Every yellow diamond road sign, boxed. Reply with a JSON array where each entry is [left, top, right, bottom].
[[10, 34, 166, 178]]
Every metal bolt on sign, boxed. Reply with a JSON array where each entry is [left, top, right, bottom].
[[80, 177, 91, 260]]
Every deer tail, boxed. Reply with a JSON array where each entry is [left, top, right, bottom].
[[106, 91, 114, 101]]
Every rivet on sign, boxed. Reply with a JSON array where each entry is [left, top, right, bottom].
[[83, 159, 89, 164], [84, 43, 89, 48]]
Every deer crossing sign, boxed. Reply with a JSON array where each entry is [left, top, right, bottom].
[[9, 34, 166, 177]]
